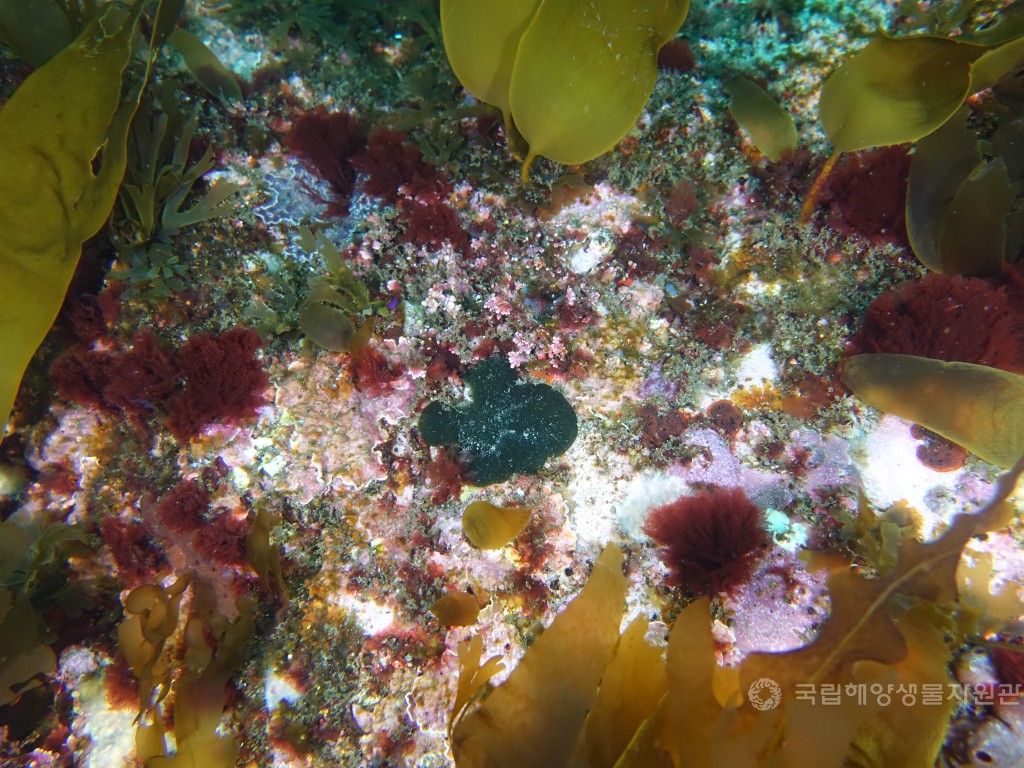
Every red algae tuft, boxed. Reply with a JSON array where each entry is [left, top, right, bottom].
[[100, 517, 168, 588], [156, 479, 211, 535], [352, 128, 451, 204], [103, 332, 179, 422], [707, 399, 744, 437], [643, 486, 770, 597], [818, 145, 911, 246], [166, 328, 270, 442], [52, 328, 269, 442], [349, 345, 405, 397], [398, 199, 469, 255], [657, 37, 697, 73], [283, 106, 365, 216], [849, 272, 1024, 373], [51, 347, 116, 410], [192, 511, 249, 567]]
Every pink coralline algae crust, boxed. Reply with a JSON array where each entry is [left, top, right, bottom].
[[723, 550, 830, 657], [643, 486, 772, 598], [849, 271, 1024, 373], [676, 427, 791, 502], [786, 429, 858, 497], [270, 346, 416, 503]]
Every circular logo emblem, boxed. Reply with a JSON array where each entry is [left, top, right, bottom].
[[748, 678, 782, 711]]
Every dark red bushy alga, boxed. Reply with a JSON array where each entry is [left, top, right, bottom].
[[643, 486, 770, 597], [850, 272, 1024, 373], [167, 328, 270, 441], [820, 145, 911, 246], [284, 106, 365, 215], [352, 128, 451, 204]]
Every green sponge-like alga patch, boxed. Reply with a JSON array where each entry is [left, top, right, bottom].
[[419, 356, 578, 486]]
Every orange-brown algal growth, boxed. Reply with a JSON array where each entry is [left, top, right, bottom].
[[643, 487, 770, 598]]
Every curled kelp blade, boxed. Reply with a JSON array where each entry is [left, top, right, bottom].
[[439, 0, 540, 121], [820, 33, 984, 154], [452, 545, 626, 767], [907, 105, 1018, 277], [906, 107, 982, 274], [842, 354, 1024, 468], [510, 0, 689, 171], [0, 2, 145, 434], [725, 76, 798, 162]]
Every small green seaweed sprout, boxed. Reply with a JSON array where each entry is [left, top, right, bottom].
[[295, 226, 381, 353], [0, 509, 91, 708], [109, 82, 240, 299]]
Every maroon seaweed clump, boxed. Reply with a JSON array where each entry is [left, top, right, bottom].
[[614, 228, 664, 278], [51, 347, 116, 410], [349, 346, 405, 397], [643, 486, 770, 598], [849, 272, 1024, 373], [398, 199, 469, 255], [66, 283, 123, 343], [100, 517, 168, 588], [166, 328, 270, 442], [657, 38, 696, 73], [192, 511, 249, 567], [819, 145, 911, 246], [425, 449, 464, 504], [638, 404, 687, 448], [351, 128, 451, 204], [156, 479, 211, 535], [283, 106, 366, 215], [103, 332, 179, 422], [707, 399, 744, 438], [52, 328, 269, 442]]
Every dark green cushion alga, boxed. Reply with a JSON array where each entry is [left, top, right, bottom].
[[419, 356, 578, 486]]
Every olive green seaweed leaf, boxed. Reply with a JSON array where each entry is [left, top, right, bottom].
[[725, 76, 798, 162], [842, 354, 1024, 469], [441, 0, 690, 178], [169, 26, 244, 105], [0, 0, 77, 66], [819, 33, 985, 154], [906, 106, 1019, 277], [0, 1, 151, 436]]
